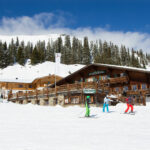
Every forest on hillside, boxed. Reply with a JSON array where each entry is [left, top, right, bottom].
[[0, 35, 150, 69]]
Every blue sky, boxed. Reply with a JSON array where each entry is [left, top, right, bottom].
[[0, 0, 150, 32], [0, 0, 150, 52]]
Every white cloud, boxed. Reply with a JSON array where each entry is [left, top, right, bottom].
[[0, 12, 150, 53]]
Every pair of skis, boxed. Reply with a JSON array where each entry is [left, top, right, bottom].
[[79, 114, 100, 119], [120, 112, 135, 115]]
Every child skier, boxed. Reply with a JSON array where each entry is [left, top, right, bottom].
[[124, 96, 134, 113], [85, 96, 90, 117], [103, 95, 112, 113]]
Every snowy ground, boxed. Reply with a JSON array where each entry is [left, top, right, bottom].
[[0, 61, 84, 83], [0, 102, 150, 150]]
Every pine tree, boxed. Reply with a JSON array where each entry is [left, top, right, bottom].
[[24, 42, 32, 60], [8, 39, 17, 65], [0, 41, 4, 68], [77, 40, 83, 64], [2, 42, 10, 67], [36, 41, 46, 63], [71, 37, 78, 64], [16, 37, 19, 47], [17, 46, 25, 65], [120, 45, 127, 66], [57, 37, 63, 53], [63, 35, 72, 64], [46, 41, 55, 62], [31, 46, 40, 65], [93, 42, 100, 63], [82, 37, 90, 64]]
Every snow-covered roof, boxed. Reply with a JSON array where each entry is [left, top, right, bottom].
[[0, 79, 33, 83], [51, 63, 150, 87], [94, 63, 150, 73]]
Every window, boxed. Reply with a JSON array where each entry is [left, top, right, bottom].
[[18, 84, 23, 88], [120, 73, 125, 77], [141, 84, 147, 90], [99, 76, 102, 80], [87, 78, 93, 82], [29, 85, 32, 88], [115, 87, 119, 92], [101, 76, 107, 80], [132, 85, 137, 91], [80, 78, 83, 82], [115, 74, 120, 78], [123, 86, 128, 91], [65, 98, 69, 104], [107, 75, 110, 79], [71, 97, 80, 104]]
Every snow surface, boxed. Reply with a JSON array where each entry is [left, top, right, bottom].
[[0, 60, 84, 83], [0, 102, 150, 150]]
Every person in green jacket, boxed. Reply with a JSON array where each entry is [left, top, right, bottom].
[[85, 95, 90, 117]]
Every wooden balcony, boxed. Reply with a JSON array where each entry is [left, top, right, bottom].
[[100, 79, 109, 84], [9, 80, 133, 102], [57, 85, 68, 93], [83, 82, 97, 89], [69, 83, 82, 91], [109, 76, 128, 84], [127, 90, 139, 95]]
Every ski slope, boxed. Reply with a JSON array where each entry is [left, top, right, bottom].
[[0, 102, 150, 150], [0, 60, 84, 83]]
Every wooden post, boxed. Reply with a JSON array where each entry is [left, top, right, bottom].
[[47, 86, 49, 99], [26, 90, 28, 101], [16, 92, 19, 103], [67, 84, 70, 104], [81, 82, 84, 104], [143, 95, 146, 106], [95, 82, 98, 104], [36, 89, 38, 101]]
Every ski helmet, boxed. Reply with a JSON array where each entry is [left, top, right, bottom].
[[86, 96, 90, 99]]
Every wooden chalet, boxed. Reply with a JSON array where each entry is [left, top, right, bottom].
[[0, 81, 33, 91], [49, 63, 150, 105], [0, 75, 62, 99], [32, 75, 62, 89], [8, 64, 150, 106]]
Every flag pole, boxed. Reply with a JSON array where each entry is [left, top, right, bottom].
[[55, 54, 57, 95], [55, 64, 56, 95], [55, 53, 61, 96]]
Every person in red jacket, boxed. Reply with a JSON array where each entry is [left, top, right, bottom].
[[125, 96, 134, 113]]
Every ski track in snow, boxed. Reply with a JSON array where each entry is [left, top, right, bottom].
[[0, 102, 150, 150]]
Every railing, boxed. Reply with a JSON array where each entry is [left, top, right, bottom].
[[57, 85, 68, 92], [83, 82, 97, 89], [109, 76, 128, 84], [99, 76, 128, 85], [69, 83, 82, 91], [8, 82, 97, 101], [8, 79, 149, 102]]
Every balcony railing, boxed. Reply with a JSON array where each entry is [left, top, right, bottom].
[[109, 76, 129, 84]]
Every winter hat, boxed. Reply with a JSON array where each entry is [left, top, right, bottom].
[[86, 96, 90, 99]]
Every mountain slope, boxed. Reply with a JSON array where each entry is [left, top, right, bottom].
[[0, 60, 84, 83]]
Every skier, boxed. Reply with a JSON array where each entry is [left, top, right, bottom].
[[85, 95, 90, 117], [103, 95, 112, 113], [124, 96, 134, 113]]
